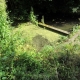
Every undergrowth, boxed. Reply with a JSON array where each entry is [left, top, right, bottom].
[[1, 1, 80, 80], [28, 7, 38, 26]]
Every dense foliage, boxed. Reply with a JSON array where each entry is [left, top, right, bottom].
[[6, 0, 80, 21], [1, 0, 80, 80]]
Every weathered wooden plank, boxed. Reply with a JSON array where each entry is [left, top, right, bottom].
[[38, 22, 70, 35]]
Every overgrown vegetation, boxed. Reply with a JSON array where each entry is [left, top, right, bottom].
[[0, 0, 15, 79], [28, 7, 38, 26], [1, 0, 80, 80]]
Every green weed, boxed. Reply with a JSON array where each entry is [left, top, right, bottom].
[[28, 7, 38, 26]]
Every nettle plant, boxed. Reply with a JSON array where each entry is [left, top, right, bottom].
[[0, 0, 13, 55], [29, 7, 38, 26], [0, 0, 15, 79], [0, 0, 9, 56]]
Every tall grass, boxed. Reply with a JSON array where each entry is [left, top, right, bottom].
[[0, 0, 80, 80]]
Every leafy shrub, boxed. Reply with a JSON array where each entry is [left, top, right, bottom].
[[28, 7, 38, 26], [1, 1, 80, 80], [13, 52, 42, 79], [57, 44, 80, 80], [58, 35, 68, 43], [0, 0, 16, 79], [37, 43, 80, 80]]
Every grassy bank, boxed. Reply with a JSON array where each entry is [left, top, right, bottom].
[[1, 1, 80, 79], [8, 22, 80, 80], [13, 22, 61, 42]]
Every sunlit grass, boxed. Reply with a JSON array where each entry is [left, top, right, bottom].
[[13, 22, 61, 43]]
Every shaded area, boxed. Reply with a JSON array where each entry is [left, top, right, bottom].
[[42, 15, 80, 32], [45, 20, 80, 32], [38, 22, 70, 36], [6, 0, 80, 31], [7, 0, 80, 21], [32, 35, 51, 51]]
